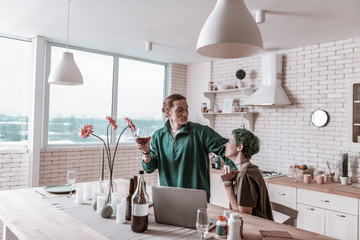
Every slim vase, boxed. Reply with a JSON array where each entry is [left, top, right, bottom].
[[105, 173, 118, 204], [100, 173, 118, 218]]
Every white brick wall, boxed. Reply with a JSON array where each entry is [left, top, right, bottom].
[[39, 146, 158, 187], [211, 37, 360, 182], [0, 148, 29, 190], [167, 63, 188, 96]]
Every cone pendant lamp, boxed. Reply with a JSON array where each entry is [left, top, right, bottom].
[[48, 0, 83, 85], [197, 0, 263, 58]]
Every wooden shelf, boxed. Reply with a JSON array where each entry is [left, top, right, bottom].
[[202, 112, 254, 132], [203, 88, 256, 132]]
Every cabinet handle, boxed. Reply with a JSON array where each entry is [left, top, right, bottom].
[[320, 199, 330, 203], [278, 193, 285, 196], [336, 214, 346, 218], [307, 207, 315, 211]]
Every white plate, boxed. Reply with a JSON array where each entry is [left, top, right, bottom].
[[352, 183, 360, 188]]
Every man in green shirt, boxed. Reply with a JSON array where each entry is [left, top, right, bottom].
[[220, 128, 273, 221], [135, 94, 236, 201]]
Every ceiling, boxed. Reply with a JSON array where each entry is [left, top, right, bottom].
[[1, 0, 359, 65]]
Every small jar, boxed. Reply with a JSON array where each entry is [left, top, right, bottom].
[[201, 103, 207, 113], [216, 215, 227, 238], [208, 81, 214, 91]]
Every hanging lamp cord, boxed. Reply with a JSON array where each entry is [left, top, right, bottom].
[[66, 0, 71, 51]]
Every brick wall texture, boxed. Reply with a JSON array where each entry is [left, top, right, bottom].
[[211, 37, 360, 181]]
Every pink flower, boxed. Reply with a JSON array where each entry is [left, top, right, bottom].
[[81, 124, 94, 138], [106, 116, 118, 130], [124, 117, 136, 132]]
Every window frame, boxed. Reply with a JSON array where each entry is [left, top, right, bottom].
[[43, 41, 167, 148], [0, 34, 32, 146]]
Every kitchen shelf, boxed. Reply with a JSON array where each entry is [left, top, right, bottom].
[[203, 112, 254, 132], [203, 88, 254, 108], [202, 88, 256, 131]]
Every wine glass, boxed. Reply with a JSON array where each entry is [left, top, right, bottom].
[[196, 208, 210, 240], [67, 170, 76, 198], [135, 128, 150, 160]]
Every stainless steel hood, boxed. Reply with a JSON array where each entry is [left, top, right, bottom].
[[242, 53, 291, 106]]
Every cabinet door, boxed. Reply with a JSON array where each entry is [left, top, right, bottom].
[[297, 188, 358, 215], [349, 81, 360, 147], [297, 203, 325, 235], [210, 173, 229, 208], [325, 210, 358, 240], [268, 183, 296, 209]]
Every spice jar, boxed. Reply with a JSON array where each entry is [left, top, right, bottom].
[[208, 81, 214, 91], [201, 103, 207, 113], [216, 215, 227, 238]]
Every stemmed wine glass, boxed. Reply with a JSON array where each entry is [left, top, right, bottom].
[[196, 208, 210, 240], [67, 170, 76, 198], [135, 128, 150, 160]]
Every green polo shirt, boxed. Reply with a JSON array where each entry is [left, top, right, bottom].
[[142, 120, 236, 201]]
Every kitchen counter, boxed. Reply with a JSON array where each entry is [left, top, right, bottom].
[[265, 176, 360, 199], [211, 168, 360, 199]]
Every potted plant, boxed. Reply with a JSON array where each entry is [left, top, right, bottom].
[[340, 153, 349, 185], [235, 69, 246, 88]]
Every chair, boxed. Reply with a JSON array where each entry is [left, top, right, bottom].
[[270, 201, 298, 227]]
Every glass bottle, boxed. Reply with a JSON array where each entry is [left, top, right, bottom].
[[131, 170, 149, 233], [125, 178, 134, 221]]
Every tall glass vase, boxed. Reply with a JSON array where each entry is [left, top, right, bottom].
[[105, 172, 118, 204]]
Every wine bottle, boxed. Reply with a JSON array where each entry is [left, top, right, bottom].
[[125, 178, 134, 221], [131, 170, 149, 233]]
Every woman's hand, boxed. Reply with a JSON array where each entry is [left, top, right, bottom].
[[220, 165, 238, 182]]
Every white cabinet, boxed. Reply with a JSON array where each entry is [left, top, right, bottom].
[[297, 189, 358, 215], [268, 183, 296, 209], [202, 89, 255, 131], [297, 188, 358, 240], [268, 183, 297, 225], [210, 172, 229, 208], [325, 210, 358, 240], [297, 203, 325, 235]]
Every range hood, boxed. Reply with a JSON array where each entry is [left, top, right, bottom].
[[242, 53, 291, 106]]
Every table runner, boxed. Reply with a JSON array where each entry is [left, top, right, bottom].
[[47, 196, 200, 240]]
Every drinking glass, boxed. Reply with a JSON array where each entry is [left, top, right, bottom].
[[135, 128, 150, 160], [196, 208, 210, 240], [67, 170, 76, 198]]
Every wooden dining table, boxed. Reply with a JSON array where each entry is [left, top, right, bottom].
[[0, 179, 334, 240]]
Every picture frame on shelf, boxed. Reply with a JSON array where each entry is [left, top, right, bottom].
[[222, 98, 233, 113]]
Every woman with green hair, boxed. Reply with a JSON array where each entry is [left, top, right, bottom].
[[220, 128, 273, 220]]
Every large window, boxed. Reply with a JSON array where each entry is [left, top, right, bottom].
[[0, 36, 31, 143], [117, 58, 165, 142], [47, 44, 166, 145]]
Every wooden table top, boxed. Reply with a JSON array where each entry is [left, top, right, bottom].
[[0, 179, 333, 240]]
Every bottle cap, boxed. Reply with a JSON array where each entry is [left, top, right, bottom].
[[230, 212, 239, 220], [139, 170, 144, 174], [218, 216, 226, 221]]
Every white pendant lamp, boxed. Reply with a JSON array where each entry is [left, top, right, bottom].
[[48, 0, 83, 85], [197, 0, 263, 59]]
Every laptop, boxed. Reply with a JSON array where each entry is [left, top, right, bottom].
[[151, 185, 216, 230]]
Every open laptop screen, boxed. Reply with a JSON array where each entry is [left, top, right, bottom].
[[152, 186, 216, 229]]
